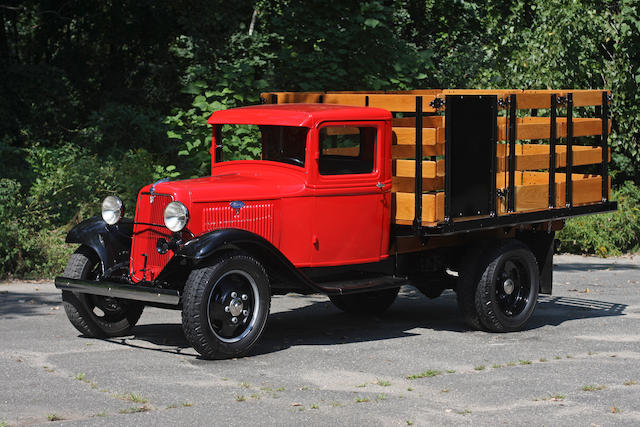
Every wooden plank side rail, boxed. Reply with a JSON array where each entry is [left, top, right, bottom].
[[257, 90, 613, 227], [496, 144, 611, 171]]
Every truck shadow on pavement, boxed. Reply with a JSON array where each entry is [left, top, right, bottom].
[[108, 289, 628, 359]]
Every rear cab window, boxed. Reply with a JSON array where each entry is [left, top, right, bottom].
[[318, 126, 377, 175]]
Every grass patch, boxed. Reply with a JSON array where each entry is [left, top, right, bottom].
[[118, 405, 151, 414], [183, 402, 193, 407], [474, 365, 485, 371], [407, 387, 414, 391], [376, 394, 387, 401], [93, 411, 107, 417], [47, 413, 63, 421], [376, 379, 391, 386], [623, 380, 637, 386], [506, 361, 516, 366], [519, 360, 532, 365], [116, 393, 149, 404], [611, 406, 622, 414], [456, 409, 472, 415], [355, 396, 370, 403], [0, 420, 6, 427], [275, 387, 285, 392], [539, 358, 548, 362], [445, 369, 456, 374], [356, 383, 367, 388], [491, 364, 503, 369], [74, 373, 85, 381], [554, 356, 561, 360], [441, 389, 449, 393], [406, 370, 441, 379], [330, 401, 343, 407], [406, 421, 414, 426], [240, 382, 250, 388], [582, 385, 607, 392], [311, 403, 319, 409], [235, 395, 246, 402]]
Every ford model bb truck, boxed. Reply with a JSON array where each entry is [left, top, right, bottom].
[[55, 89, 615, 359]]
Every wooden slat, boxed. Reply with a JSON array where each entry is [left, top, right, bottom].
[[392, 176, 444, 192], [269, 92, 323, 103], [392, 127, 438, 146], [368, 95, 437, 113], [570, 90, 610, 107], [392, 144, 444, 158], [393, 192, 444, 223], [515, 93, 552, 109], [514, 174, 607, 211], [496, 144, 608, 171], [322, 146, 360, 156], [392, 116, 444, 128], [394, 159, 444, 178], [322, 94, 367, 106]]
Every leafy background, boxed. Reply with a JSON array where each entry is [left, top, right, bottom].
[[1, 0, 639, 277]]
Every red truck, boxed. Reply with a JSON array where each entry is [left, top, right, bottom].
[[55, 89, 615, 359]]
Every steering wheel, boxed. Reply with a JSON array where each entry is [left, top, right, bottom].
[[282, 157, 304, 167]]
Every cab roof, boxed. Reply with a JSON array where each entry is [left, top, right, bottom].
[[207, 103, 391, 127]]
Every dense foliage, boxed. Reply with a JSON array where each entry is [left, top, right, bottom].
[[1, 0, 639, 276]]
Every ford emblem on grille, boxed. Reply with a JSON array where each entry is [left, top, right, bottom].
[[230, 200, 245, 216]]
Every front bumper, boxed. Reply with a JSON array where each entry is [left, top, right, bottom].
[[54, 276, 180, 306]]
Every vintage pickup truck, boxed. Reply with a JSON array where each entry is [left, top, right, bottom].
[[55, 89, 615, 359]]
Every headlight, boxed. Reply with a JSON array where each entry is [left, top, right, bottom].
[[164, 201, 189, 232], [101, 196, 123, 225]]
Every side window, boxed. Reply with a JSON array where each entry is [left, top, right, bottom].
[[319, 126, 376, 175]]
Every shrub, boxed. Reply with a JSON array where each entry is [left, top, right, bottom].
[[557, 181, 640, 256]]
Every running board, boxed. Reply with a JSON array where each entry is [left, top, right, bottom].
[[315, 276, 408, 295], [54, 276, 180, 306]]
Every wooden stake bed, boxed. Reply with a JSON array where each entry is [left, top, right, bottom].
[[260, 89, 614, 231]]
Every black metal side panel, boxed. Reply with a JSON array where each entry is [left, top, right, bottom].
[[445, 95, 497, 219]]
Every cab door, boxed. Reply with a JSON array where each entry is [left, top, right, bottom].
[[310, 121, 388, 266]]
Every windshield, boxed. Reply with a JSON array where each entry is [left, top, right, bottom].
[[216, 124, 308, 167]]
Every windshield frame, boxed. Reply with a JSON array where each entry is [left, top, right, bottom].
[[212, 124, 310, 170]]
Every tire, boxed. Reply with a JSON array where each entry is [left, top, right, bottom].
[[329, 287, 399, 315], [474, 240, 539, 332], [62, 246, 144, 338], [181, 254, 271, 359]]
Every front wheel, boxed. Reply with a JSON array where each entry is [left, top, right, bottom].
[[181, 254, 271, 359], [62, 246, 144, 338]]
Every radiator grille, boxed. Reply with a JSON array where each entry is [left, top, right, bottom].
[[202, 202, 274, 242], [129, 193, 173, 282]]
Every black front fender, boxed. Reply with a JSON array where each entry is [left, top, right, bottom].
[[66, 216, 133, 271], [160, 228, 321, 293]]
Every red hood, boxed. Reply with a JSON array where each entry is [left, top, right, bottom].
[[140, 162, 307, 206]]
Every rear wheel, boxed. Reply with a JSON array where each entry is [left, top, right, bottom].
[[457, 240, 539, 332], [62, 246, 144, 338], [475, 241, 539, 332], [329, 287, 399, 315], [181, 254, 271, 359]]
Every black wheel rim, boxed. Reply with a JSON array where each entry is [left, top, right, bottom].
[[206, 270, 259, 343], [495, 258, 531, 317]]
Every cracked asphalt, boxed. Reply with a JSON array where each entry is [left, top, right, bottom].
[[1, 254, 640, 426]]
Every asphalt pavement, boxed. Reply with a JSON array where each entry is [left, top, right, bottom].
[[1, 254, 640, 426]]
